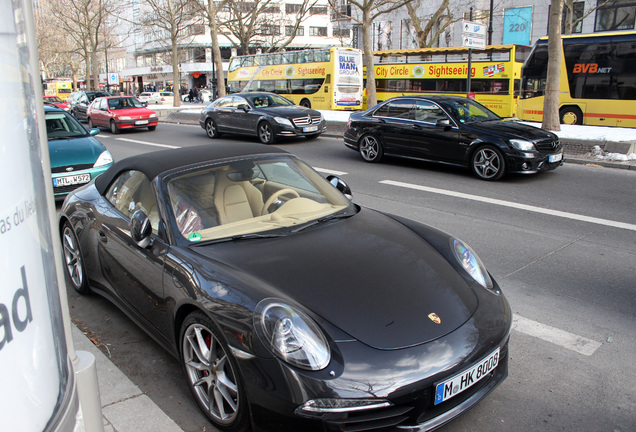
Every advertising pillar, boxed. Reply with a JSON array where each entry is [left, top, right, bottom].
[[0, 1, 101, 430]]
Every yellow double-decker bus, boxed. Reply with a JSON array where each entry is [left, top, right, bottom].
[[371, 45, 531, 117], [227, 47, 363, 110], [518, 31, 636, 127]]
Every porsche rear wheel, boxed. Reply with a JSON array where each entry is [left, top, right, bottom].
[[62, 222, 90, 294], [180, 311, 249, 432]]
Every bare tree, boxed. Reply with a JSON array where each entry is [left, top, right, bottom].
[[329, 0, 410, 107], [542, 0, 563, 131], [47, 0, 114, 91], [219, 0, 317, 55], [405, 0, 456, 48], [197, 0, 230, 98], [141, 0, 201, 107], [563, 0, 610, 35]]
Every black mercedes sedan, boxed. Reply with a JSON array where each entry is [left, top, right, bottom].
[[344, 95, 563, 180], [199, 92, 326, 144], [59, 143, 512, 432]]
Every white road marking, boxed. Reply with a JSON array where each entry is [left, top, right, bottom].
[[314, 167, 348, 176], [113, 138, 181, 149], [380, 180, 636, 232], [513, 315, 602, 356]]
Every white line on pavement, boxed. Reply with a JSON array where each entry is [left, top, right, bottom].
[[314, 167, 348, 176], [380, 180, 636, 232], [113, 138, 181, 149], [513, 315, 602, 356]]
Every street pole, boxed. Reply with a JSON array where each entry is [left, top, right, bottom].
[[467, 7, 473, 96], [488, 0, 494, 45]]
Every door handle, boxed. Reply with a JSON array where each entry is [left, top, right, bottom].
[[98, 231, 107, 243]]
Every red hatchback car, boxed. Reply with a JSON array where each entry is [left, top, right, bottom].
[[87, 96, 158, 133]]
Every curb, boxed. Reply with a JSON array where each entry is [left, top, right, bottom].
[[72, 325, 183, 432]]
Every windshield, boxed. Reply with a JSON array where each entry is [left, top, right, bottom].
[[440, 99, 500, 124], [165, 156, 356, 242], [245, 93, 294, 108], [45, 112, 89, 139], [109, 97, 144, 109], [45, 96, 63, 102]]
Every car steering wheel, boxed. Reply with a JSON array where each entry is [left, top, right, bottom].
[[261, 189, 300, 215]]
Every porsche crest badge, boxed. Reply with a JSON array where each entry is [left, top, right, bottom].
[[428, 313, 441, 324]]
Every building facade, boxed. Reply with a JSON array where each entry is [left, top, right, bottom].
[[106, 0, 353, 95]]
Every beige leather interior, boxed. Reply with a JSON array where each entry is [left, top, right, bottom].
[[214, 170, 264, 224]]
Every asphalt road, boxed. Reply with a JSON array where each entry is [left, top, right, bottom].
[[64, 123, 636, 432]]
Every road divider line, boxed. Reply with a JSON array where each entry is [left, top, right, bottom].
[[380, 180, 636, 232], [513, 315, 602, 356], [114, 138, 181, 149], [314, 167, 348, 176]]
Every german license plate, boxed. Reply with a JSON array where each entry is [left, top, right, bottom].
[[549, 153, 562, 163], [303, 125, 318, 132], [53, 173, 90, 188], [434, 347, 500, 405], [135, 119, 149, 125]]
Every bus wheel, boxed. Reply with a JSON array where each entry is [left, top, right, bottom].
[[258, 121, 276, 144], [559, 106, 583, 125], [359, 134, 383, 163], [300, 99, 311, 108]]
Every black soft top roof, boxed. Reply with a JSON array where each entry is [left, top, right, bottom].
[[94, 143, 287, 195]]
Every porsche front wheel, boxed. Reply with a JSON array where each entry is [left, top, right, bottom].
[[180, 311, 249, 431]]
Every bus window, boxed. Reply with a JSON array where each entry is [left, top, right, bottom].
[[314, 49, 330, 62], [282, 52, 297, 64]]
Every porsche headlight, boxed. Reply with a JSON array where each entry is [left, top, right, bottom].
[[451, 238, 493, 289], [94, 150, 113, 168], [255, 300, 330, 371]]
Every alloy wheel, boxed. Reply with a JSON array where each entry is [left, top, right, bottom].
[[472, 147, 504, 180], [182, 321, 240, 425], [359, 135, 383, 162]]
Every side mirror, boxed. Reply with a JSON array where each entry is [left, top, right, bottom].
[[326, 175, 353, 200], [436, 118, 453, 130], [89, 128, 100, 136], [142, 101, 148, 107], [237, 103, 250, 112], [130, 209, 152, 248]]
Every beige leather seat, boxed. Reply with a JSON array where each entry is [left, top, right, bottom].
[[214, 170, 264, 224]]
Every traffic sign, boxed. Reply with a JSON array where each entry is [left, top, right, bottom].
[[108, 73, 119, 85], [463, 36, 486, 49], [462, 20, 486, 49]]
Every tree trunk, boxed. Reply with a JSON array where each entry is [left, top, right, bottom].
[[542, 0, 563, 131], [172, 37, 181, 107], [208, 4, 226, 98], [362, 9, 377, 107]]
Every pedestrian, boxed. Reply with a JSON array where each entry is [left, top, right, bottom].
[[188, 88, 195, 103]]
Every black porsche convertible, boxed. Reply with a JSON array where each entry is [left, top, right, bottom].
[[59, 143, 512, 432]]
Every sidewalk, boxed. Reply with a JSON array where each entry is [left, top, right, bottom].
[[152, 104, 636, 171], [72, 325, 183, 432]]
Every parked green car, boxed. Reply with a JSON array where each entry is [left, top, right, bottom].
[[45, 104, 114, 200]]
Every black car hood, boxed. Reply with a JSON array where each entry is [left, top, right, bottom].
[[192, 209, 478, 350], [256, 106, 319, 118], [465, 119, 556, 141]]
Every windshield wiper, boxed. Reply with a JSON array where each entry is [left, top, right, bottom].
[[192, 232, 287, 246], [291, 211, 355, 233]]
